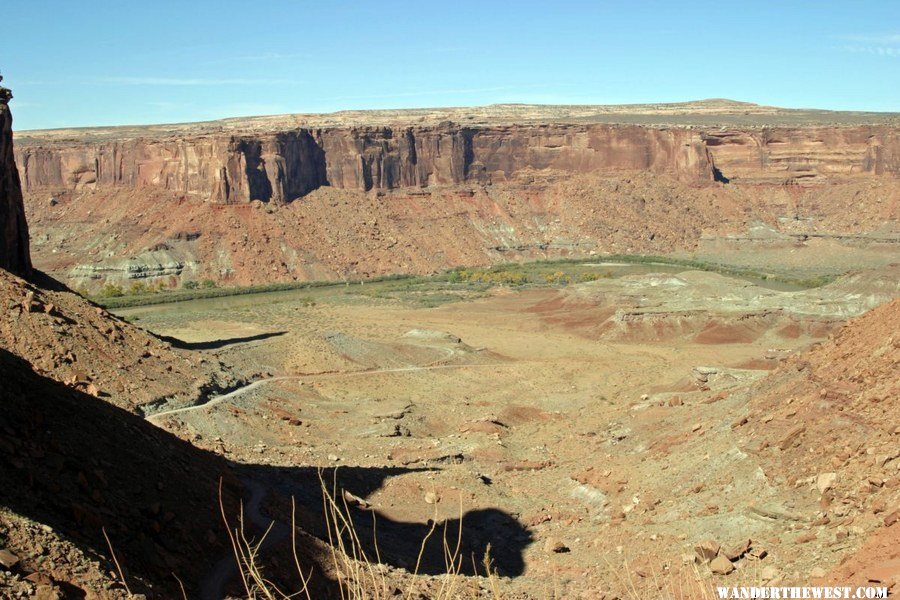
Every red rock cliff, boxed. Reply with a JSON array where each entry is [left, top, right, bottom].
[[15, 124, 714, 203], [702, 126, 900, 184], [0, 102, 31, 277]]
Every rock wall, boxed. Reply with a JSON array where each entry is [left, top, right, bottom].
[[702, 126, 900, 184], [16, 124, 715, 203], [16, 122, 899, 205], [0, 102, 31, 277]]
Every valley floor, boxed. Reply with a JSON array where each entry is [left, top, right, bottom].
[[116, 261, 898, 598]]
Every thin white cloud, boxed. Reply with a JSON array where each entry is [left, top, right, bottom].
[[96, 76, 297, 86], [840, 33, 900, 44], [837, 33, 900, 57], [841, 44, 900, 57]]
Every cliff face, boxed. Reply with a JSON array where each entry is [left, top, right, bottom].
[[0, 103, 31, 277], [15, 123, 715, 203], [702, 126, 900, 184], [14, 110, 900, 288], [17, 122, 899, 205]]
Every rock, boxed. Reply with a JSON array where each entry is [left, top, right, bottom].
[[342, 490, 369, 509], [710, 555, 735, 575], [810, 567, 826, 578], [25, 573, 53, 585], [864, 558, 900, 588], [796, 532, 817, 543], [761, 566, 781, 582], [884, 510, 899, 527], [0, 103, 32, 277], [544, 538, 569, 554], [748, 547, 768, 560], [816, 472, 837, 494], [724, 539, 751, 561], [424, 491, 439, 504], [34, 585, 62, 600], [779, 425, 806, 450], [0, 548, 19, 569], [864, 559, 900, 586], [694, 540, 720, 562], [15, 122, 721, 209]]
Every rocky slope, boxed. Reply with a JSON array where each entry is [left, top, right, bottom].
[[0, 100, 31, 277], [744, 299, 900, 589], [0, 268, 237, 414], [0, 99, 278, 599], [1, 92, 235, 414]]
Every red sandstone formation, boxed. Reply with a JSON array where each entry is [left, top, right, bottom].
[[13, 101, 900, 287], [15, 123, 715, 203], [13, 101, 900, 207], [702, 126, 900, 184], [0, 101, 31, 276]]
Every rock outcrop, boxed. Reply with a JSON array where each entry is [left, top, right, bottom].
[[17, 118, 900, 206], [0, 99, 31, 276], [16, 123, 715, 203], [702, 126, 900, 184]]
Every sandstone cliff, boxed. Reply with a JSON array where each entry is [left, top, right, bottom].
[[16, 119, 900, 205], [702, 126, 900, 184], [16, 123, 715, 203], [14, 102, 900, 288], [0, 102, 31, 276]]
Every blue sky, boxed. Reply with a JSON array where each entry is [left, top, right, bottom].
[[2, 0, 899, 130]]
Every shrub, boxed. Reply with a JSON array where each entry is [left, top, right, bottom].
[[98, 283, 124, 298], [201, 279, 217, 289], [182, 280, 199, 290], [128, 281, 149, 295], [544, 271, 572, 285]]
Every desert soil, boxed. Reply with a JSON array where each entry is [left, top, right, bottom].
[[105, 262, 899, 599]]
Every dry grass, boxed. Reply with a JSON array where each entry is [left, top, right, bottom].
[[101, 526, 133, 597], [219, 471, 505, 600], [596, 532, 771, 600]]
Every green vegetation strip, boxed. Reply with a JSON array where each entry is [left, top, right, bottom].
[[92, 255, 836, 309]]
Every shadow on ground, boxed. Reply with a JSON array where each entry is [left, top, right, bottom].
[[263, 465, 531, 577], [157, 330, 288, 350], [0, 348, 531, 599]]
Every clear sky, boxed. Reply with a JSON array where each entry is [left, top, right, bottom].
[[2, 0, 899, 130]]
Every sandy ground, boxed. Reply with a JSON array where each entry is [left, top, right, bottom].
[[114, 265, 898, 598]]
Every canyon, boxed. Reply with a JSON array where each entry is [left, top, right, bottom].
[[14, 102, 900, 203], [1, 98, 898, 599], [12, 100, 900, 289]]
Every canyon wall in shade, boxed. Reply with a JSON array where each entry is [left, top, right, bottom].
[[0, 101, 31, 276]]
